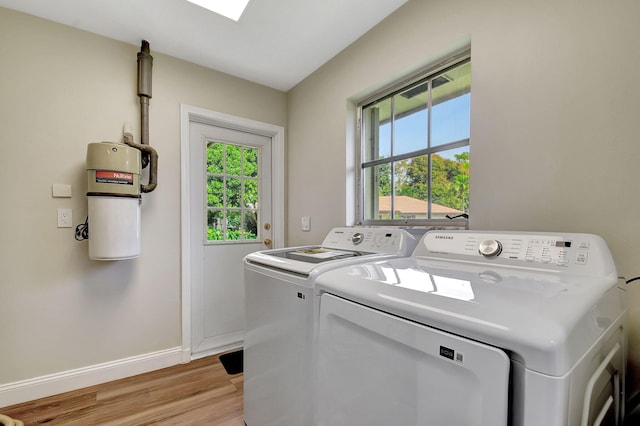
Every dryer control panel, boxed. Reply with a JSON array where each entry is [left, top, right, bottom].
[[415, 231, 616, 277]]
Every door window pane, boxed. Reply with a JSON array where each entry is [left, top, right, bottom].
[[207, 176, 224, 208], [227, 178, 241, 208], [207, 209, 224, 241], [206, 142, 224, 174], [226, 144, 242, 176], [244, 210, 258, 240], [206, 141, 261, 242], [244, 147, 258, 177], [245, 179, 258, 207]]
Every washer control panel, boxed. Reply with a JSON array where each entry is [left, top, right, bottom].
[[416, 231, 614, 275], [321, 227, 417, 255]]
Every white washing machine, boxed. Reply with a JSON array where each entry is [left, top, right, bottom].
[[243, 227, 419, 426], [315, 230, 627, 426]]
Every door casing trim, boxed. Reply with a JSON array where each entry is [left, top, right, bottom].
[[180, 104, 285, 362]]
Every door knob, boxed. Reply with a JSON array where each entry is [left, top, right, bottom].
[[264, 238, 272, 247]]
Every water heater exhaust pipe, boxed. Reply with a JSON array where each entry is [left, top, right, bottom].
[[137, 40, 152, 167], [124, 40, 158, 193]]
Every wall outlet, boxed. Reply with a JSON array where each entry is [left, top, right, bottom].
[[57, 208, 73, 228]]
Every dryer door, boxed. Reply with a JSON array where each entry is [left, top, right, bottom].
[[317, 293, 510, 426]]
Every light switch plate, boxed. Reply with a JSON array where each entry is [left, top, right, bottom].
[[52, 184, 72, 198], [301, 216, 310, 231]]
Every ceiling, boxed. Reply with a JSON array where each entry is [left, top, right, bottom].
[[0, 0, 408, 91]]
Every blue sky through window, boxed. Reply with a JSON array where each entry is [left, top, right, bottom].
[[379, 93, 470, 159]]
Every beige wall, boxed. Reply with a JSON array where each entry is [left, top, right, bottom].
[[287, 0, 640, 394], [0, 7, 286, 387]]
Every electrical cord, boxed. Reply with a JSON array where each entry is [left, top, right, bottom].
[[626, 277, 640, 284], [75, 216, 89, 241]]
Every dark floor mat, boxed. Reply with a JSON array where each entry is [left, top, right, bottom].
[[219, 350, 243, 375]]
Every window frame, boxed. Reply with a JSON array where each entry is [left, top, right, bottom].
[[356, 51, 471, 228]]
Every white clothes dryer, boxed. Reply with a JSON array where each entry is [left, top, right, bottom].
[[315, 230, 627, 426], [243, 227, 419, 426]]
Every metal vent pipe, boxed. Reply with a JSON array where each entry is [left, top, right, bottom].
[[124, 40, 158, 193], [137, 40, 152, 153]]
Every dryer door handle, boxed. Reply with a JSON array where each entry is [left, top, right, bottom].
[[581, 342, 621, 426]]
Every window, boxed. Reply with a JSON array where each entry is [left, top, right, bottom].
[[358, 54, 471, 225], [206, 141, 259, 241]]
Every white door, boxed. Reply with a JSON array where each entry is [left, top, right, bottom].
[[317, 293, 510, 426], [185, 112, 280, 357]]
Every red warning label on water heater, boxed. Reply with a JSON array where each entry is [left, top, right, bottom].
[[95, 170, 134, 185]]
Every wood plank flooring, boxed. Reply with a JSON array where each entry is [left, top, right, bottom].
[[0, 353, 244, 425]]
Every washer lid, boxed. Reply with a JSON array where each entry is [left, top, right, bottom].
[[315, 256, 624, 376], [270, 247, 361, 263], [245, 246, 363, 275]]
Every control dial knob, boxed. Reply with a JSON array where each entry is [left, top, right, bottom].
[[352, 232, 364, 245], [478, 239, 502, 257]]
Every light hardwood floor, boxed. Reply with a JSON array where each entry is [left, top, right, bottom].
[[0, 353, 244, 425]]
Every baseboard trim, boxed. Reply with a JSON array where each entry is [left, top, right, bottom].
[[0, 346, 183, 408]]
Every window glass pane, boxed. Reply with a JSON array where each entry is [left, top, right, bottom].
[[363, 163, 392, 220], [244, 211, 258, 240], [207, 209, 224, 241], [363, 98, 391, 162], [395, 155, 428, 202], [227, 178, 241, 208], [206, 142, 224, 174], [431, 62, 471, 147], [244, 147, 258, 177], [393, 84, 428, 156], [226, 144, 242, 176], [431, 147, 469, 216], [226, 210, 242, 240], [207, 176, 224, 207], [245, 179, 258, 208], [205, 140, 263, 242]]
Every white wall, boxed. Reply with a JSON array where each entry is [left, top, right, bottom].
[[0, 6, 286, 398], [287, 0, 640, 394]]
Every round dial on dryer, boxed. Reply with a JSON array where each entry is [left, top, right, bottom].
[[352, 232, 364, 245], [478, 239, 502, 257]]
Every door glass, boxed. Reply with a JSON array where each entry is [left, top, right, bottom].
[[206, 141, 259, 241]]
